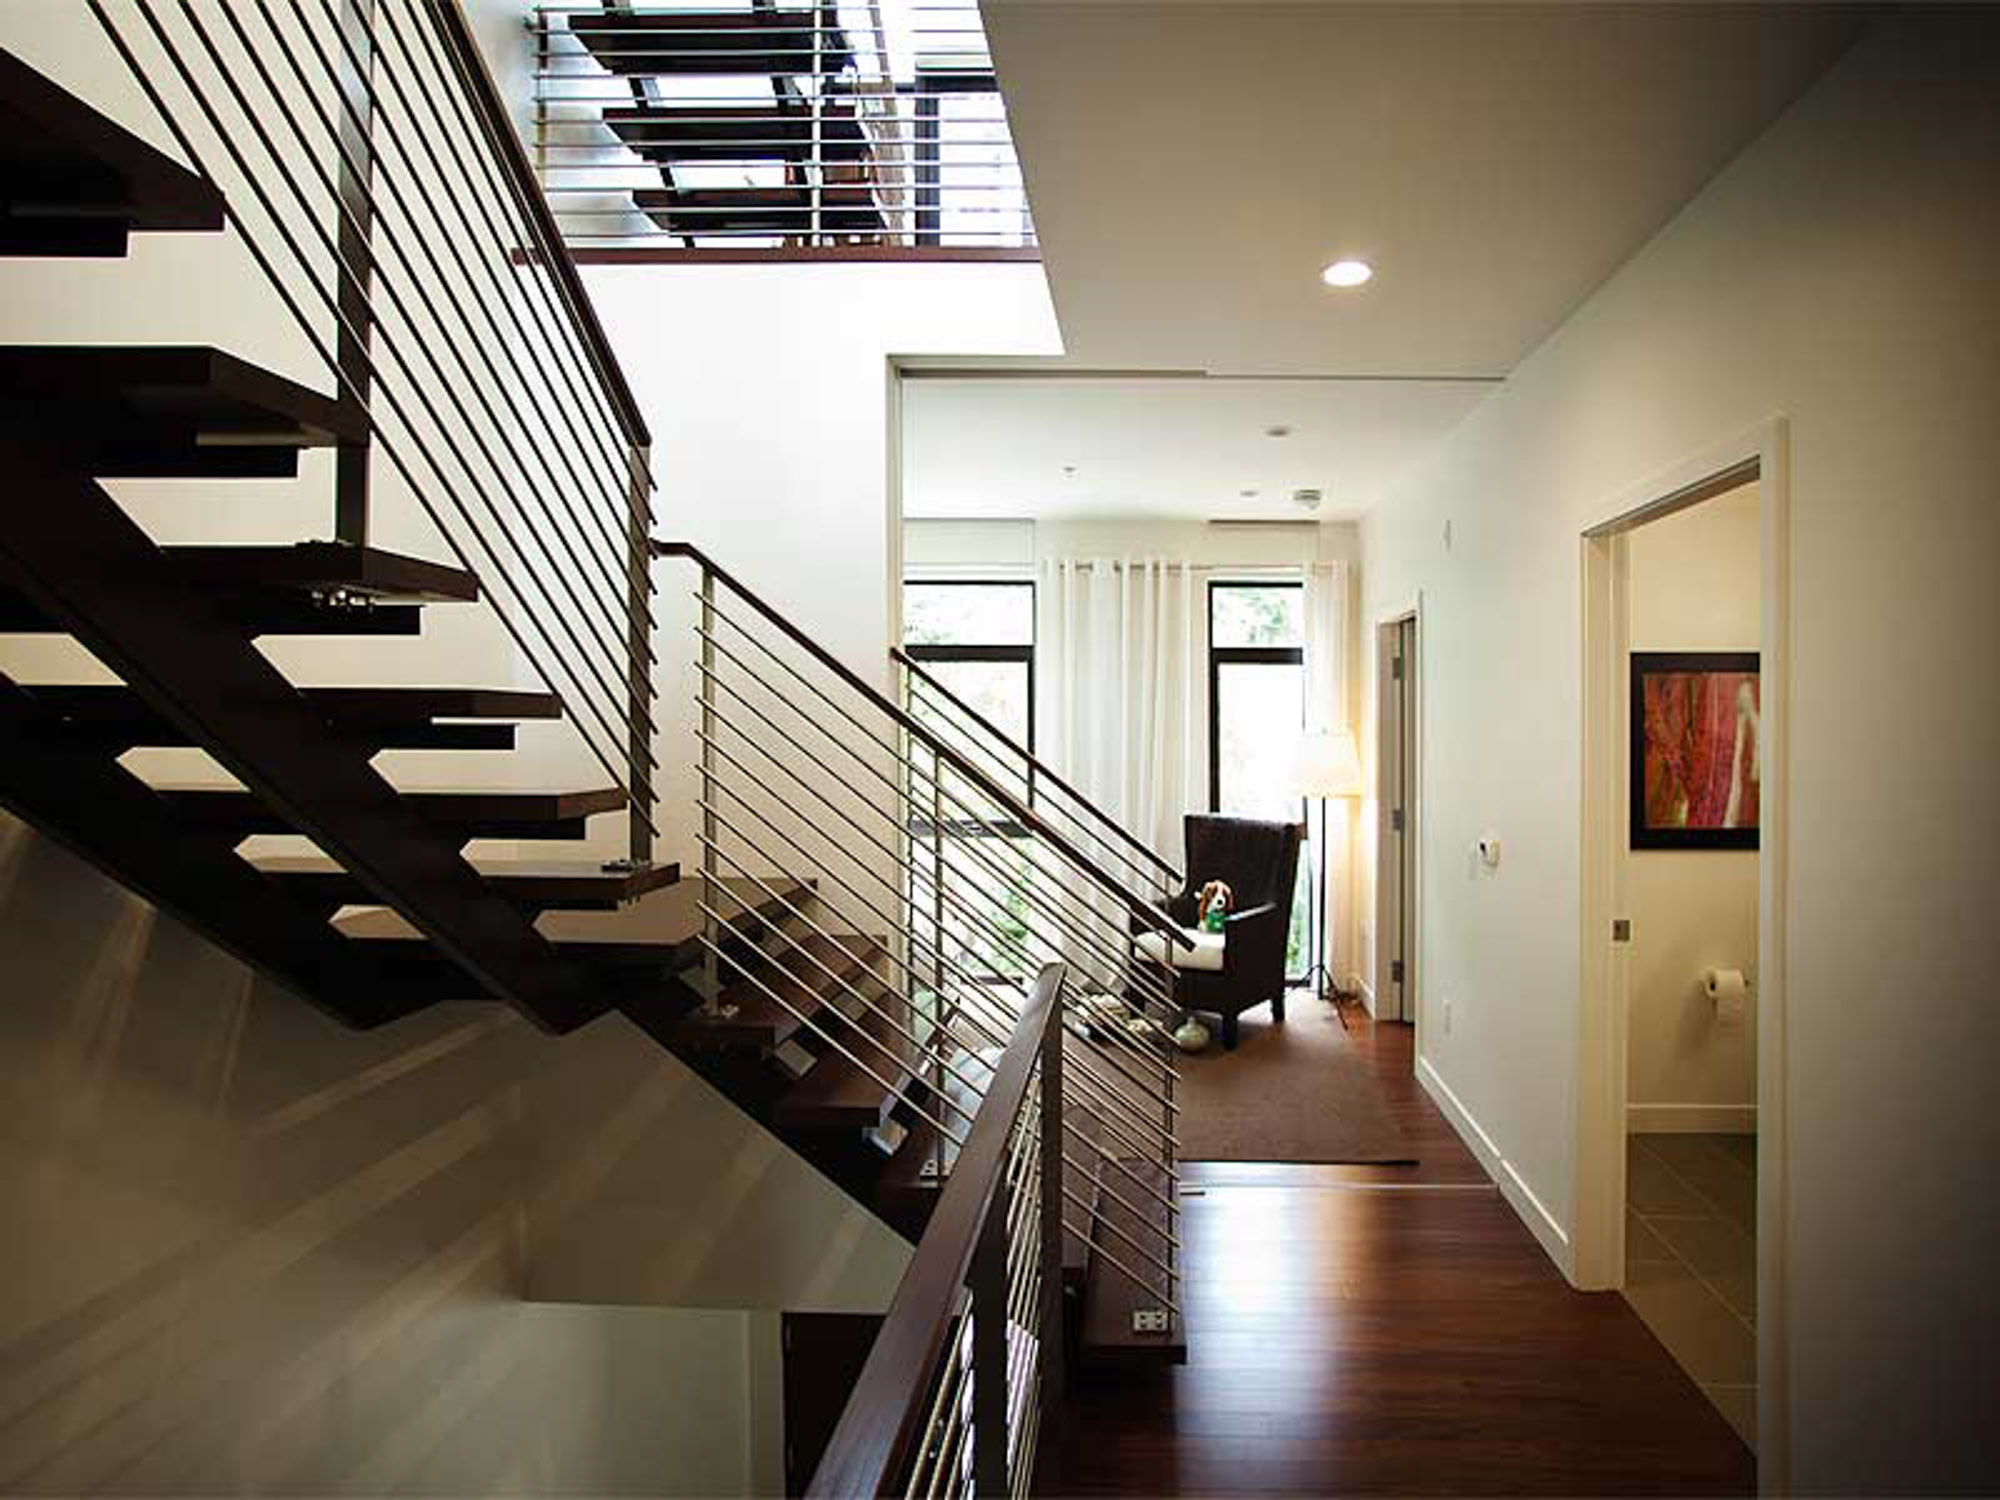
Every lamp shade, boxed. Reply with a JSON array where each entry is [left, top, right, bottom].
[[1295, 728, 1363, 799]]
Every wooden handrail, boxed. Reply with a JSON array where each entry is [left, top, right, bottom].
[[431, 0, 651, 451], [805, 962, 1065, 1500], [892, 645, 1185, 889], [652, 540, 1190, 948]]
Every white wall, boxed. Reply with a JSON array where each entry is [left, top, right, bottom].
[[1625, 483, 1759, 1131], [1358, 12, 1998, 1489], [0, 812, 798, 1495], [580, 265, 1061, 886]]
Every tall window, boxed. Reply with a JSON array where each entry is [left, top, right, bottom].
[[1208, 581, 1311, 975], [904, 581, 1035, 977]]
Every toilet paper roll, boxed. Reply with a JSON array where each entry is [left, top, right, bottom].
[[1704, 968, 1749, 1024]]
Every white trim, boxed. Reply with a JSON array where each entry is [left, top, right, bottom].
[[1353, 976, 1376, 1017], [1418, 1055, 1573, 1278], [1627, 1104, 1757, 1135], [1574, 415, 1790, 1494]]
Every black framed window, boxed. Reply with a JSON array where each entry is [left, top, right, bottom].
[[1207, 581, 1311, 976], [903, 579, 1035, 977]]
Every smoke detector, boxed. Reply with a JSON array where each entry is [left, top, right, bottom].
[[1292, 488, 1323, 513]]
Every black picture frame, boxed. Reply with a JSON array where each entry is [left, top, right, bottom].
[[1629, 651, 1760, 851]]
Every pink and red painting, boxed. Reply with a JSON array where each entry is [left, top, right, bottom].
[[1630, 652, 1760, 850]]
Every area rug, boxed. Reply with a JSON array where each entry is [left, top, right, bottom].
[[1173, 1001, 1416, 1164]]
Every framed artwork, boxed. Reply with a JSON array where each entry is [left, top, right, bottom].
[[1629, 651, 1760, 850]]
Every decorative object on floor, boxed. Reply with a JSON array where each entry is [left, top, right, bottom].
[[1294, 727, 1364, 1012], [1197, 879, 1233, 932], [1142, 813, 1303, 1049], [1172, 1016, 1212, 1053], [1174, 1006, 1413, 1163], [1630, 651, 1760, 849]]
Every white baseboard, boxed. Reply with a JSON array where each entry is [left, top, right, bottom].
[[1627, 1103, 1757, 1135], [1417, 1054, 1574, 1282], [1353, 978, 1376, 1017]]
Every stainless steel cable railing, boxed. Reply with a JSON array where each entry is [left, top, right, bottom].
[[806, 962, 1063, 1500], [656, 539, 1187, 1317], [88, 0, 658, 859], [532, 0, 1035, 255]]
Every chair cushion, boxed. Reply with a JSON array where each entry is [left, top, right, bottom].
[[1135, 926, 1226, 972]]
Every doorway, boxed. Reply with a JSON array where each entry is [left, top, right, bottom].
[[1373, 610, 1418, 1023], [1575, 420, 1789, 1478]]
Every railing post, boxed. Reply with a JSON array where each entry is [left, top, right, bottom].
[[699, 565, 722, 1014], [332, 0, 374, 545], [970, 1184, 1011, 1499], [1038, 1004, 1065, 1411], [626, 442, 652, 867]]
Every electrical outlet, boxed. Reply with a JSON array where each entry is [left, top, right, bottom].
[[1132, 1308, 1170, 1335]]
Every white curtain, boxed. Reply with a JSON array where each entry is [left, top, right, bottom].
[[1301, 558, 1352, 983], [1303, 559, 1347, 736], [1037, 557, 1201, 873]]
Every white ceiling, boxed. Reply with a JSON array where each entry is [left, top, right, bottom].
[[983, 1, 1865, 377], [902, 373, 1492, 519]]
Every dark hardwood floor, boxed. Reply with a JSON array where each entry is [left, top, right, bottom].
[[1041, 1000, 1756, 1496]]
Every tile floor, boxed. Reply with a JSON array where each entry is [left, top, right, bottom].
[[1623, 1132, 1759, 1450]]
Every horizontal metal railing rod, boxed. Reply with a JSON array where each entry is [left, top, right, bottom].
[[694, 716, 1188, 1192], [690, 813, 1005, 1115], [354, 0, 653, 528], [693, 645, 1180, 1027], [900, 647, 1183, 888], [436, 0, 651, 450], [688, 612, 1184, 1000], [694, 724, 1186, 1189], [806, 964, 1062, 1500], [907, 696, 1177, 905], [693, 913, 971, 1149], [695, 717, 1180, 1147], [660, 562, 1189, 952], [93, 0, 653, 827], [222, 0, 644, 665]]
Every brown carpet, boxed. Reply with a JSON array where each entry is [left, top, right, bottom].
[[1174, 1000, 1416, 1164]]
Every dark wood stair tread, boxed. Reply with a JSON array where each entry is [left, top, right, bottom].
[[604, 103, 866, 165], [19, 684, 559, 752], [0, 345, 363, 456], [680, 932, 879, 1049], [157, 783, 625, 839], [257, 853, 680, 910], [0, 48, 225, 258], [1079, 1157, 1185, 1365], [777, 986, 916, 1131], [634, 185, 881, 236], [337, 874, 806, 965], [567, 10, 851, 79], [167, 543, 478, 602]]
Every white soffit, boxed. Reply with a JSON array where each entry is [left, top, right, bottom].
[[984, 2, 1865, 376], [901, 372, 1492, 519]]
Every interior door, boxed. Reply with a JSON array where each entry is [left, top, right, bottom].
[[1375, 617, 1417, 1023]]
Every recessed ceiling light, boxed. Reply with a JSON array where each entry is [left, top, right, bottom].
[[1321, 259, 1373, 288]]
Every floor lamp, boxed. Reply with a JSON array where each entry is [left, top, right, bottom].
[[1295, 728, 1364, 1020]]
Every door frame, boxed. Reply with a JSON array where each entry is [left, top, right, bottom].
[[1574, 416, 1789, 1490], [1371, 600, 1421, 1024]]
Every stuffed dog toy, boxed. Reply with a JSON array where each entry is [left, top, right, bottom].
[[1196, 880, 1234, 933]]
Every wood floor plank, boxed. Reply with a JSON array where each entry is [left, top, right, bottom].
[[1038, 1001, 1755, 1496]]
